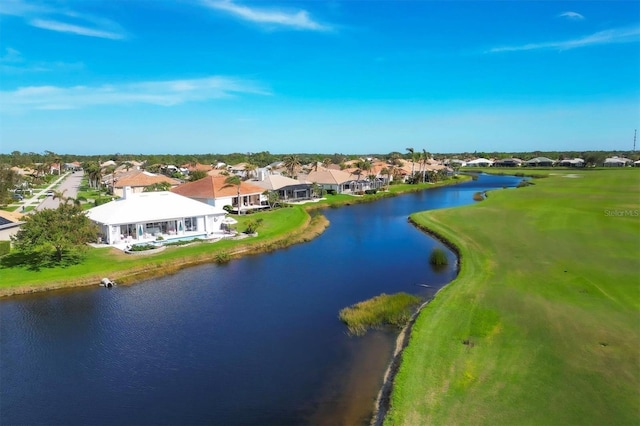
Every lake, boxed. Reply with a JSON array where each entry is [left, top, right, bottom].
[[0, 173, 521, 425]]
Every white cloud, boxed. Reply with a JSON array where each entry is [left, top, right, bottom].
[[0, 0, 126, 40], [1, 76, 271, 112], [202, 0, 331, 31], [487, 26, 640, 53], [0, 47, 84, 73], [30, 18, 125, 40], [558, 11, 585, 21]]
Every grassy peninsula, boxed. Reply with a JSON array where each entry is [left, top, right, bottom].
[[339, 292, 422, 336], [385, 169, 640, 425]]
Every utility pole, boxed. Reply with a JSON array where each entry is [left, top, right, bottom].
[[634, 129, 637, 153]]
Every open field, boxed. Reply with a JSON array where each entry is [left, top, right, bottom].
[[385, 169, 640, 425]]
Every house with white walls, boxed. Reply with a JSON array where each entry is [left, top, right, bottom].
[[86, 187, 226, 247]]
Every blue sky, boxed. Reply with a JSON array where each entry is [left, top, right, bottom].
[[1, 0, 639, 155]]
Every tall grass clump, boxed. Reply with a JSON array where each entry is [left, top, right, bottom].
[[215, 251, 231, 264], [473, 191, 485, 201], [429, 247, 449, 266], [339, 292, 422, 336]]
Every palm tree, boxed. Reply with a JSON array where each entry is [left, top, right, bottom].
[[322, 158, 332, 170], [283, 155, 301, 179], [406, 147, 415, 180], [244, 163, 258, 180], [222, 175, 242, 214], [380, 167, 390, 191]]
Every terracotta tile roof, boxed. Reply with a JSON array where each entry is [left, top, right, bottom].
[[171, 176, 264, 199], [182, 163, 214, 172], [114, 171, 180, 188]]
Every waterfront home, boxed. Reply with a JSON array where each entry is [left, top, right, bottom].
[[465, 158, 494, 167], [251, 174, 313, 202], [301, 169, 360, 194], [494, 158, 523, 167], [87, 187, 226, 246], [111, 170, 181, 197], [171, 176, 267, 213], [603, 157, 632, 167], [525, 157, 556, 167], [635, 160, 640, 167], [559, 158, 585, 168]]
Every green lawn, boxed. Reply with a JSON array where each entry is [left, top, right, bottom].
[[0, 206, 310, 294], [386, 169, 640, 425]]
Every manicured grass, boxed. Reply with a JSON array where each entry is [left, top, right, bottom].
[[339, 292, 422, 336], [0, 206, 312, 294], [385, 169, 640, 425]]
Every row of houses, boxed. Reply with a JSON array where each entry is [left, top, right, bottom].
[[445, 156, 640, 168], [82, 157, 455, 248]]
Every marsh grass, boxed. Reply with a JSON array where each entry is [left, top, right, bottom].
[[339, 292, 422, 336], [429, 247, 449, 266]]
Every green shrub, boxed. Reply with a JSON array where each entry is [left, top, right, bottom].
[[364, 189, 378, 195], [128, 244, 157, 252], [429, 247, 449, 266], [0, 240, 10, 257], [215, 251, 231, 263]]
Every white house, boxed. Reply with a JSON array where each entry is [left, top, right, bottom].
[[86, 188, 226, 246], [604, 156, 632, 167], [465, 158, 494, 167]]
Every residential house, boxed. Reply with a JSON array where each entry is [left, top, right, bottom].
[[301, 169, 361, 194], [171, 176, 267, 213], [603, 157, 632, 167], [87, 187, 226, 246], [525, 157, 556, 167], [493, 158, 523, 167], [111, 170, 181, 197], [559, 158, 585, 167], [0, 210, 25, 242], [465, 158, 494, 167], [251, 174, 312, 202]]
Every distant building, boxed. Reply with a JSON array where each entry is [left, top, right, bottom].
[[603, 157, 632, 167], [559, 158, 585, 168], [524, 157, 556, 167]]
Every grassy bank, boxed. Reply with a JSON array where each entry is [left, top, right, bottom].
[[385, 169, 640, 425], [339, 292, 422, 336], [0, 176, 468, 297], [0, 206, 320, 296]]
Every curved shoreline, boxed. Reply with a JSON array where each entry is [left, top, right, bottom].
[[0, 212, 330, 298], [1, 178, 469, 299], [370, 218, 462, 425]]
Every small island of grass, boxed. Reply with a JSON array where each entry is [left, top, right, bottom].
[[339, 292, 422, 336]]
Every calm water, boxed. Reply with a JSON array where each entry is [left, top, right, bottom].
[[1, 174, 521, 425]]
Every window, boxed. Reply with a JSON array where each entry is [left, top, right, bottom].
[[184, 217, 197, 232]]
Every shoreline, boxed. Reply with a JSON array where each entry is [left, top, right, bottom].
[[1, 177, 469, 299], [369, 218, 463, 425]]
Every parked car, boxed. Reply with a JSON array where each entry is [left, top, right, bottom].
[[46, 190, 54, 196], [12, 193, 24, 201]]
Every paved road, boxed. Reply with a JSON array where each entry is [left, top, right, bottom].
[[35, 170, 84, 211], [12, 171, 84, 213]]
